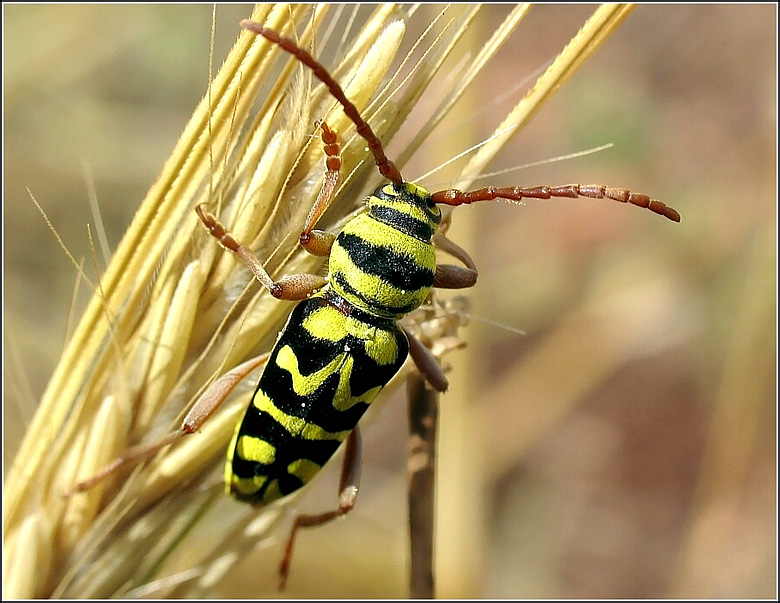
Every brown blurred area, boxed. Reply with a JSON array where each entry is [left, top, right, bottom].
[[4, 4, 776, 599]]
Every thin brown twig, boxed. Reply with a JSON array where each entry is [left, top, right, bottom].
[[407, 373, 439, 599]]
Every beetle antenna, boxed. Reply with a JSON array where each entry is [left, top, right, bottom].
[[430, 184, 681, 222], [240, 20, 404, 186]]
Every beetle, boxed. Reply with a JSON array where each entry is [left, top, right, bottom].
[[187, 20, 680, 588]]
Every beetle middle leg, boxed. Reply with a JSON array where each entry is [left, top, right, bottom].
[[65, 352, 269, 496], [196, 122, 345, 301]]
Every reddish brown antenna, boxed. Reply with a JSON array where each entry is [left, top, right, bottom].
[[431, 184, 681, 222], [240, 20, 680, 224], [240, 20, 404, 187]]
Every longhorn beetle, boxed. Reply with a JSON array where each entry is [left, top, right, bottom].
[[188, 20, 681, 588], [72, 18, 681, 591]]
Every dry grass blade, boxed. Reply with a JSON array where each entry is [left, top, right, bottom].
[[396, 4, 531, 173], [456, 4, 635, 189], [406, 373, 439, 599]]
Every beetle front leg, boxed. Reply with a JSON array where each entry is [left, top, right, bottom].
[[196, 206, 327, 301], [298, 122, 342, 257]]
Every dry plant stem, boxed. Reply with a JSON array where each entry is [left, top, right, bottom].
[[407, 374, 439, 599]]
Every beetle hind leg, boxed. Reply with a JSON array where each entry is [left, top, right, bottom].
[[277, 426, 363, 590]]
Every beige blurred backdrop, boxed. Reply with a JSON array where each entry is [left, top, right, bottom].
[[4, 4, 776, 598]]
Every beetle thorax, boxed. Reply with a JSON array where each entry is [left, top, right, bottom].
[[327, 182, 440, 320]]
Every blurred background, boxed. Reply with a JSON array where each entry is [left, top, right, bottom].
[[4, 4, 776, 598]]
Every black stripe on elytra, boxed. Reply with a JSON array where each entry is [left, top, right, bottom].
[[336, 233, 435, 292], [249, 296, 408, 432], [265, 323, 408, 421], [274, 300, 402, 399], [259, 365, 371, 433], [279, 297, 345, 375], [231, 404, 343, 477], [259, 324, 406, 432]]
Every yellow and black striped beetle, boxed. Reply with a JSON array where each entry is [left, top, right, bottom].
[[189, 21, 681, 588]]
